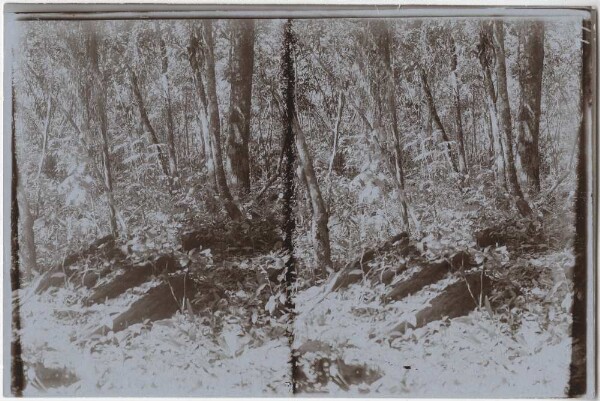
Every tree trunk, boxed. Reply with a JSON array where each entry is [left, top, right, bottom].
[[326, 90, 345, 206], [157, 22, 179, 184], [370, 20, 411, 228], [292, 116, 333, 274], [478, 22, 508, 190], [419, 66, 460, 174], [516, 21, 545, 194], [188, 33, 218, 191], [86, 25, 118, 236], [130, 70, 171, 179], [198, 21, 244, 221], [491, 21, 532, 215], [284, 22, 333, 275], [450, 36, 468, 174], [226, 19, 255, 196]]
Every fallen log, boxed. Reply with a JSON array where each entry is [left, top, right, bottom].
[[386, 260, 451, 302], [84, 254, 180, 306], [112, 274, 195, 332], [331, 233, 411, 292], [392, 272, 493, 334], [385, 251, 479, 302], [35, 235, 125, 294], [111, 273, 227, 332]]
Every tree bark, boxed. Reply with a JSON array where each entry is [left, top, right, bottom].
[[226, 19, 255, 196], [516, 21, 545, 194], [478, 22, 508, 190], [188, 30, 218, 190], [86, 25, 119, 236]]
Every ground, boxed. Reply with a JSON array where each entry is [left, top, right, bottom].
[[19, 238, 573, 396]]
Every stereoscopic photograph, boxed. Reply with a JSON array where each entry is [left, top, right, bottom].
[[4, 4, 595, 397]]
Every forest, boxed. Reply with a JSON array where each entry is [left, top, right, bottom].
[[9, 14, 589, 396]]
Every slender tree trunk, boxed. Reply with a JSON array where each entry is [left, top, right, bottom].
[[157, 22, 179, 184], [491, 21, 532, 216], [284, 21, 333, 275], [87, 25, 118, 236], [292, 116, 333, 274], [516, 21, 545, 194], [199, 21, 244, 221], [369, 20, 411, 229], [226, 19, 255, 196], [326, 90, 345, 207], [450, 37, 468, 174], [130, 70, 171, 178], [419, 66, 460, 174]]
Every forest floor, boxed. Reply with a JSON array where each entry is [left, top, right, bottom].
[[18, 207, 574, 396]]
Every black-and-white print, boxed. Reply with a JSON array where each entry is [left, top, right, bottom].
[[5, 6, 595, 397]]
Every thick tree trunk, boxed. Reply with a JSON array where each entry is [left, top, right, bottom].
[[450, 37, 468, 174], [157, 23, 179, 184], [226, 19, 255, 196], [478, 22, 508, 190], [491, 21, 532, 215], [86, 26, 118, 236], [188, 31, 218, 191], [516, 21, 545, 194], [130, 70, 171, 178]]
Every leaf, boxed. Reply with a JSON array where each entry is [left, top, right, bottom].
[[484, 295, 494, 318], [265, 295, 277, 315]]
